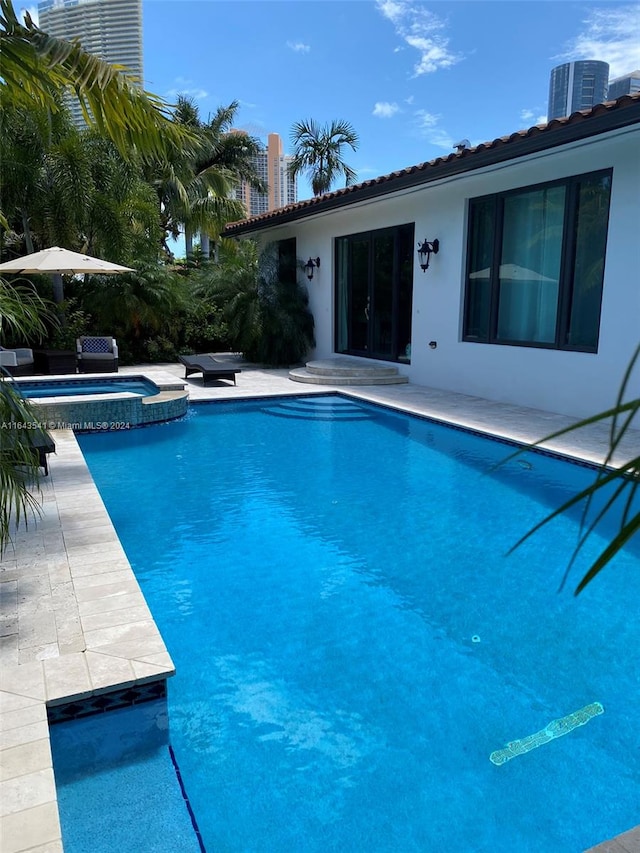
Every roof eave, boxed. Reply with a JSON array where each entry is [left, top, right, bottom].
[[224, 96, 640, 238]]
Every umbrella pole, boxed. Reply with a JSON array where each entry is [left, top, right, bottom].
[[52, 272, 64, 304]]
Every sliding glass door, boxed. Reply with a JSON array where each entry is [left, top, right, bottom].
[[336, 223, 414, 362]]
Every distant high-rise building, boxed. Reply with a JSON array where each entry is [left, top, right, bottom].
[[234, 133, 297, 217], [607, 70, 640, 100], [38, 0, 143, 128], [548, 60, 609, 120]]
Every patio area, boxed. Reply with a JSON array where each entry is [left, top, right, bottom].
[[1, 360, 639, 853]]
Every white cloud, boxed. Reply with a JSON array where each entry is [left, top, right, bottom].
[[558, 5, 640, 78], [166, 87, 209, 101], [519, 109, 547, 128], [413, 110, 454, 150], [520, 109, 548, 127], [376, 0, 462, 76], [373, 101, 400, 118], [415, 109, 439, 129], [287, 41, 311, 53], [166, 77, 208, 101]]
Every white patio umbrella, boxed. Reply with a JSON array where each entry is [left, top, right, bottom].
[[0, 246, 134, 303]]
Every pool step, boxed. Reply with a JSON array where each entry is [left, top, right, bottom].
[[263, 397, 374, 422], [289, 357, 408, 386]]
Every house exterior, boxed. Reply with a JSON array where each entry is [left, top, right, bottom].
[[223, 94, 640, 419]]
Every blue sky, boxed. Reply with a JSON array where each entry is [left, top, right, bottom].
[[27, 1, 640, 201]]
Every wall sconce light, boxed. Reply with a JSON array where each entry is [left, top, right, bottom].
[[417, 239, 439, 271], [304, 257, 320, 280]]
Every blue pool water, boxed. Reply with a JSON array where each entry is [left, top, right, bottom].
[[76, 395, 640, 852], [50, 700, 202, 853], [16, 376, 159, 398]]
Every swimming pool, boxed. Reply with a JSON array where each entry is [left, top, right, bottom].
[[15, 376, 159, 398], [76, 395, 640, 851]]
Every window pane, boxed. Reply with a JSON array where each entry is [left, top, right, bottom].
[[372, 233, 394, 357], [497, 185, 565, 343], [464, 198, 494, 340], [277, 238, 297, 285], [350, 238, 369, 351], [397, 224, 414, 362], [566, 173, 611, 349], [336, 238, 349, 353]]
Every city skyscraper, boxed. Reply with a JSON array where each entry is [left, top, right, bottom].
[[548, 60, 609, 120], [235, 133, 297, 217], [38, 0, 143, 127], [607, 70, 640, 100]]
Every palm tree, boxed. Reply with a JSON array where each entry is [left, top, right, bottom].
[[288, 119, 360, 196], [1, 98, 162, 268], [0, 0, 189, 161], [171, 97, 266, 258]]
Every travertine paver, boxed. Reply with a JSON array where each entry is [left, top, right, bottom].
[[1, 361, 638, 853]]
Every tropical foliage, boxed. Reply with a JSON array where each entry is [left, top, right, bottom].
[[0, 0, 187, 161], [1, 100, 161, 264], [288, 118, 360, 196], [169, 97, 266, 258], [0, 278, 52, 554], [193, 240, 315, 366]]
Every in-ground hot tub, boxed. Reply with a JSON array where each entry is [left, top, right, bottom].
[[11, 374, 188, 430], [16, 376, 161, 399]]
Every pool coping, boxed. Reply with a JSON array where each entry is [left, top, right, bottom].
[[0, 428, 176, 853], [1, 364, 638, 853]]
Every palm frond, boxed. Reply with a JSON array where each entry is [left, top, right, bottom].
[[504, 343, 640, 594], [0, 0, 192, 161], [0, 379, 44, 554]]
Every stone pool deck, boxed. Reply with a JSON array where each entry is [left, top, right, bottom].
[[1, 360, 639, 853]]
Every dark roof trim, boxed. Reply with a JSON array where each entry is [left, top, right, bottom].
[[224, 94, 640, 237]]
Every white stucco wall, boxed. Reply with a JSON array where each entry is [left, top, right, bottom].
[[251, 125, 639, 418]]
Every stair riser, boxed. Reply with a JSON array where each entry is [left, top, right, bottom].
[[289, 371, 408, 386], [305, 365, 400, 377]]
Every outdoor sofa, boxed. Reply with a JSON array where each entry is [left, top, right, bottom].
[[0, 347, 35, 376]]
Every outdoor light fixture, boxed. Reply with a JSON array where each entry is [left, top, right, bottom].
[[417, 239, 439, 271], [304, 257, 320, 280]]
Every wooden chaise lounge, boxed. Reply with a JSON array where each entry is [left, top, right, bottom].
[[178, 354, 241, 386]]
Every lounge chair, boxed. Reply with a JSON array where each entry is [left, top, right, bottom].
[[29, 427, 56, 475], [77, 336, 118, 373], [0, 346, 35, 376], [3, 422, 55, 475], [178, 354, 241, 386]]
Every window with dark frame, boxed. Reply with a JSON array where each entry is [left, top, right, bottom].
[[463, 169, 612, 352], [277, 237, 297, 285]]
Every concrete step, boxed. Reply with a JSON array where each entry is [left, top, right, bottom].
[[304, 358, 401, 377], [289, 357, 409, 386]]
